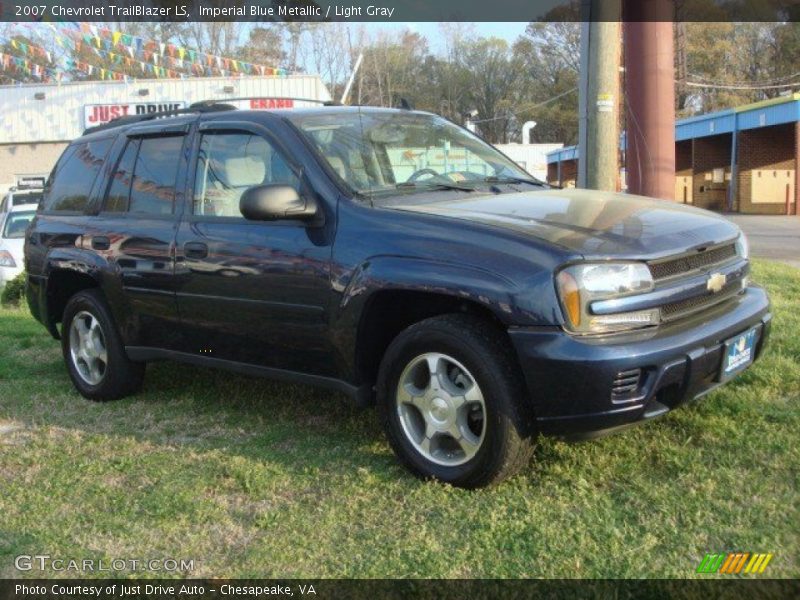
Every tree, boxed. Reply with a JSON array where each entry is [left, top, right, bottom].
[[296, 22, 354, 97], [512, 20, 581, 144], [678, 22, 800, 115], [460, 38, 522, 143], [356, 29, 429, 108], [238, 25, 286, 69]]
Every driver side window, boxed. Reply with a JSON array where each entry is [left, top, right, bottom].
[[193, 131, 298, 217]]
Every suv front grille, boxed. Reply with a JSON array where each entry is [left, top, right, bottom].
[[661, 279, 741, 321], [648, 243, 736, 281]]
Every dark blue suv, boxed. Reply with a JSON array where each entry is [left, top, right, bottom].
[[25, 104, 770, 487]]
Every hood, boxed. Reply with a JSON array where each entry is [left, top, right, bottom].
[[390, 188, 740, 259]]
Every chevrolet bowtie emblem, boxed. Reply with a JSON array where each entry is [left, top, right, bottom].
[[707, 272, 727, 293]]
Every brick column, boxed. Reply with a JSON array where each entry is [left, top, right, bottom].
[[796, 122, 799, 214]]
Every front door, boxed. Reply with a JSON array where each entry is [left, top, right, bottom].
[[174, 121, 336, 376]]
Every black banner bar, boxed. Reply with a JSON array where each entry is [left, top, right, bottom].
[[3, 0, 800, 23], [2, 579, 800, 600]]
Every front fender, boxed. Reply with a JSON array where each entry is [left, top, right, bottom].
[[329, 255, 558, 383], [338, 255, 521, 323]]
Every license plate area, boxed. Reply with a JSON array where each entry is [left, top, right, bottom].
[[718, 326, 759, 381]]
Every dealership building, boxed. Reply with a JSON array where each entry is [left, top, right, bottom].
[[0, 75, 331, 194], [547, 93, 800, 215]]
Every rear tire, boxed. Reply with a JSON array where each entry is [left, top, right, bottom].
[[61, 289, 144, 401], [377, 314, 535, 488]]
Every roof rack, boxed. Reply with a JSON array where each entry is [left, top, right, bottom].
[[81, 96, 338, 137]]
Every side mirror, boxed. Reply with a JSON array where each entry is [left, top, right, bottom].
[[239, 185, 322, 225]]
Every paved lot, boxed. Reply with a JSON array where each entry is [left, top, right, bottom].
[[725, 214, 800, 269]]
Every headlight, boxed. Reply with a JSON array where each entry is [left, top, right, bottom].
[[0, 250, 15, 268], [735, 232, 749, 260], [556, 262, 659, 334]]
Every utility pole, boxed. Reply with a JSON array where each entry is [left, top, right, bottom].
[[624, 0, 676, 200], [578, 0, 622, 192]]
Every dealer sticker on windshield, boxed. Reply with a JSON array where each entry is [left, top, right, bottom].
[[721, 327, 758, 380]]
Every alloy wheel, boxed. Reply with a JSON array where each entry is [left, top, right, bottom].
[[395, 352, 486, 466], [68, 311, 108, 386]]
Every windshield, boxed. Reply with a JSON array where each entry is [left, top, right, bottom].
[[3, 211, 35, 239], [288, 110, 537, 198]]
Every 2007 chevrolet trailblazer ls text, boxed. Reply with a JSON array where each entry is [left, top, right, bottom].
[[24, 103, 770, 487]]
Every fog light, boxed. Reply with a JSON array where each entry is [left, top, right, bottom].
[[741, 276, 749, 290]]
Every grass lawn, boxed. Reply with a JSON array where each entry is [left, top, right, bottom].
[[0, 259, 797, 579]]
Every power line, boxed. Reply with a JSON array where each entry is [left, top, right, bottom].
[[520, 86, 579, 110], [470, 86, 578, 123], [685, 70, 800, 87], [683, 80, 800, 91]]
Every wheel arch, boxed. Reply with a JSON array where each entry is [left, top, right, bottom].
[[354, 288, 515, 389], [44, 268, 101, 339], [338, 256, 527, 390]]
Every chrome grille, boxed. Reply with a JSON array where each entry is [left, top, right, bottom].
[[648, 243, 736, 281], [661, 280, 741, 321]]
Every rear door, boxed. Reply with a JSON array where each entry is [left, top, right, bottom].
[[92, 122, 191, 349], [173, 120, 336, 375]]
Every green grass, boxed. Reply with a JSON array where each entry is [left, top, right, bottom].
[[0, 260, 798, 579]]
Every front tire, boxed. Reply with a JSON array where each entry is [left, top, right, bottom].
[[61, 289, 144, 401], [377, 314, 535, 488]]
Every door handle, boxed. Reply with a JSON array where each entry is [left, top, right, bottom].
[[184, 241, 208, 259], [91, 236, 110, 250]]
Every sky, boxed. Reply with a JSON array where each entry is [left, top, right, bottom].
[[381, 22, 528, 52]]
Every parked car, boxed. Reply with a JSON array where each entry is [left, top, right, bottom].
[[1, 186, 43, 215], [24, 103, 770, 488], [0, 202, 38, 288]]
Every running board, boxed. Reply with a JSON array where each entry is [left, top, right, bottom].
[[125, 346, 374, 407]]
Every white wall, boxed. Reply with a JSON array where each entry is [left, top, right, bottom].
[[0, 75, 332, 144], [494, 143, 564, 181], [0, 75, 331, 190]]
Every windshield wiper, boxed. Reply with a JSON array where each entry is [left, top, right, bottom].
[[483, 176, 546, 186], [396, 181, 475, 192]]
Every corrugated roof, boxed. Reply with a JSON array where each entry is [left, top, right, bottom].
[[547, 93, 800, 163]]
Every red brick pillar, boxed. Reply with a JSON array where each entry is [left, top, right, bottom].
[[796, 122, 799, 215]]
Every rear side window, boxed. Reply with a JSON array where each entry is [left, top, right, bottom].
[[44, 139, 112, 212], [102, 135, 183, 215], [104, 139, 139, 213], [129, 136, 183, 215]]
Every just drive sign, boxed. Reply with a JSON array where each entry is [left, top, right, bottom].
[[83, 102, 187, 128]]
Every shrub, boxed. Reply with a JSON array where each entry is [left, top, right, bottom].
[[1, 271, 26, 308]]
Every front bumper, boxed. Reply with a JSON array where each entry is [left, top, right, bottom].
[[509, 285, 771, 439]]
